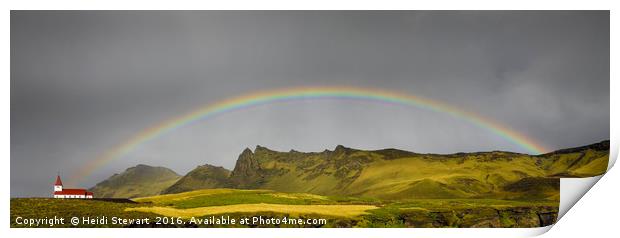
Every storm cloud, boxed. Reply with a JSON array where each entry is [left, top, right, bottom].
[[11, 11, 609, 197]]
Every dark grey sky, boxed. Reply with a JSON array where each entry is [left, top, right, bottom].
[[11, 11, 609, 197]]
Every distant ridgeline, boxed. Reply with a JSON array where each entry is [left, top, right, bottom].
[[90, 140, 609, 199]]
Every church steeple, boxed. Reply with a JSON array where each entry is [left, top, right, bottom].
[[54, 174, 63, 192]]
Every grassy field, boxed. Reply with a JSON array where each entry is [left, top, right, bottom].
[[130, 189, 378, 218], [11, 188, 558, 228], [134, 189, 348, 208], [127, 203, 377, 218]]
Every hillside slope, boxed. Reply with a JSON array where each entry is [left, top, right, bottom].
[[97, 141, 608, 200], [162, 165, 231, 194], [89, 164, 180, 198], [156, 140, 608, 200]]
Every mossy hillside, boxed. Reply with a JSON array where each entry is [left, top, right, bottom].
[[89, 164, 181, 198], [162, 164, 231, 194], [158, 141, 608, 201]]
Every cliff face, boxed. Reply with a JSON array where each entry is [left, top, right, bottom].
[[229, 148, 265, 188]]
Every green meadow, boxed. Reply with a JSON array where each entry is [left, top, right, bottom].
[[11, 188, 557, 228]]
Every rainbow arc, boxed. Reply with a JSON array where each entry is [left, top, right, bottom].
[[72, 86, 548, 183]]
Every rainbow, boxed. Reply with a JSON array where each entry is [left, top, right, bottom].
[[72, 86, 548, 183]]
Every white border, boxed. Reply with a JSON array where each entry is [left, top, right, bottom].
[[3, 1, 617, 238]]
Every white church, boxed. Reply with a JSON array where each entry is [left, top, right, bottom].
[[52, 175, 94, 199]]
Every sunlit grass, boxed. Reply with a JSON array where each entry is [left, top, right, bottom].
[[126, 203, 378, 218]]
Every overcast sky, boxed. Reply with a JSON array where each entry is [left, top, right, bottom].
[[11, 11, 609, 197]]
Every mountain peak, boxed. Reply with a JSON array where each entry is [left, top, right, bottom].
[[126, 164, 155, 173], [334, 145, 349, 153], [241, 148, 253, 156], [254, 145, 273, 154], [230, 146, 264, 188], [198, 164, 225, 170], [133, 164, 152, 169]]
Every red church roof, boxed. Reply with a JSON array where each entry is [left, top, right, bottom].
[[54, 189, 93, 196], [54, 175, 63, 186]]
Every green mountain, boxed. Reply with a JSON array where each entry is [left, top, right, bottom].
[[157, 140, 608, 200], [161, 164, 231, 194], [89, 164, 181, 198], [94, 141, 608, 200]]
